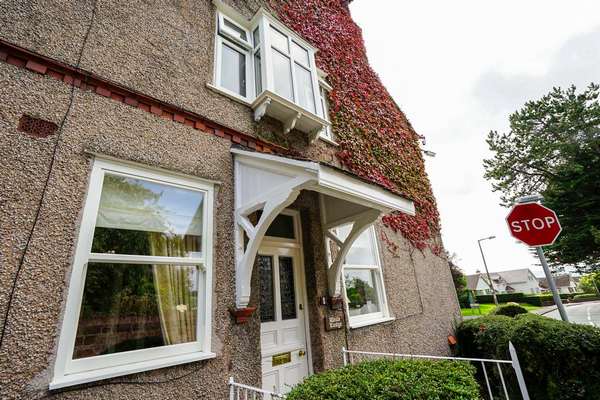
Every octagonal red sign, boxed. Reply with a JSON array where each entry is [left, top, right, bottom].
[[506, 202, 562, 246]]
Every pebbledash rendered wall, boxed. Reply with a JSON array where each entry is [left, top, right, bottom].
[[0, 0, 461, 399]]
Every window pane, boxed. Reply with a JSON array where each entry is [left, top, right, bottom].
[[259, 255, 275, 322], [295, 64, 315, 113], [223, 18, 247, 42], [253, 28, 260, 49], [337, 225, 377, 265], [73, 263, 198, 359], [344, 269, 380, 317], [270, 26, 289, 52], [291, 42, 309, 65], [266, 214, 295, 239], [220, 43, 246, 97], [92, 174, 204, 258], [272, 50, 294, 101], [279, 256, 297, 320], [254, 50, 262, 95]]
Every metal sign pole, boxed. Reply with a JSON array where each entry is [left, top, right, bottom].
[[536, 246, 569, 322]]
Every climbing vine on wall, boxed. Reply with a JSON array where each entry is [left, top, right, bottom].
[[268, 0, 441, 253]]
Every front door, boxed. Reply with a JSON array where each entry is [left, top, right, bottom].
[[259, 245, 310, 394]]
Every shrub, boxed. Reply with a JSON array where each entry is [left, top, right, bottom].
[[456, 314, 600, 399], [476, 292, 525, 304], [285, 359, 481, 400], [491, 302, 528, 317], [573, 293, 600, 302]]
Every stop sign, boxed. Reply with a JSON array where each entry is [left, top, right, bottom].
[[506, 202, 562, 246]]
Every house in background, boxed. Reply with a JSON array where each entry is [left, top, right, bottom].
[[0, 0, 459, 398], [539, 274, 579, 294], [467, 268, 542, 296]]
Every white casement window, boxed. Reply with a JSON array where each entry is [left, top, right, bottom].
[[338, 225, 392, 328], [211, 2, 330, 137], [51, 158, 215, 389], [318, 82, 336, 144]]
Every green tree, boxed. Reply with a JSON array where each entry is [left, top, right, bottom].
[[484, 84, 600, 272], [447, 252, 467, 297], [579, 272, 600, 294]]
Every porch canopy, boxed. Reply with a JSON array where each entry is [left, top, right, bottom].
[[232, 148, 415, 309]]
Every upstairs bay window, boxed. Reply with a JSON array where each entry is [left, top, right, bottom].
[[212, 3, 330, 138]]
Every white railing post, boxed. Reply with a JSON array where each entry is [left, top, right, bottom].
[[342, 347, 348, 366], [229, 377, 235, 400], [509, 341, 531, 400]]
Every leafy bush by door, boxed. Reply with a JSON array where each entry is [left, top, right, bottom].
[[285, 359, 481, 400]]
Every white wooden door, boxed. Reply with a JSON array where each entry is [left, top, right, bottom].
[[259, 245, 309, 394]]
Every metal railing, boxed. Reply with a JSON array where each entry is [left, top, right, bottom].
[[229, 377, 286, 400], [342, 341, 529, 400]]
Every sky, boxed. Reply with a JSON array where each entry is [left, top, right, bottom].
[[349, 1, 600, 276]]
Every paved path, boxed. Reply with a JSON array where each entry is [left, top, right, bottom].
[[542, 301, 600, 326]]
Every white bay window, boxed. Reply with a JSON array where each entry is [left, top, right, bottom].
[[51, 159, 215, 389], [212, 1, 330, 139]]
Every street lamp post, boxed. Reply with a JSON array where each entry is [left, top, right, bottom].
[[478, 236, 498, 305]]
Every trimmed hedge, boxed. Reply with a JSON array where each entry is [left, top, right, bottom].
[[456, 314, 600, 399], [573, 293, 600, 302], [476, 292, 525, 304], [491, 302, 528, 317], [285, 359, 481, 400], [521, 292, 585, 306]]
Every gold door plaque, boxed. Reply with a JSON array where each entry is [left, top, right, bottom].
[[272, 352, 291, 366]]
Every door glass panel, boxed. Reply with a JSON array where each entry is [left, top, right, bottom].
[[295, 64, 315, 113], [259, 255, 275, 322], [279, 256, 297, 320], [73, 263, 198, 359], [272, 50, 294, 101], [344, 269, 381, 316]]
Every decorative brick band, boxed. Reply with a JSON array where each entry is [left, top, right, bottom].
[[0, 39, 285, 154]]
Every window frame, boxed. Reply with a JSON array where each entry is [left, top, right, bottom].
[[214, 28, 254, 102], [51, 158, 215, 389], [340, 225, 392, 328]]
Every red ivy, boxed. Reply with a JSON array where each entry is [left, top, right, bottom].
[[269, 0, 441, 253]]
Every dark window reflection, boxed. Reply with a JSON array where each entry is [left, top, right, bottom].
[[279, 256, 297, 320], [259, 255, 275, 322], [73, 263, 198, 359], [344, 269, 380, 317]]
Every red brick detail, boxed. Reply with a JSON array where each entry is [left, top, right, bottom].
[[124, 97, 138, 107], [150, 105, 162, 115], [214, 129, 225, 138], [184, 119, 194, 127], [25, 60, 47, 74], [73, 78, 82, 88], [173, 114, 185, 123], [111, 93, 124, 102], [139, 103, 151, 112], [194, 120, 207, 131], [6, 55, 26, 68], [96, 86, 111, 97], [0, 50, 7, 61], [248, 141, 257, 149], [232, 135, 242, 144], [47, 69, 64, 81], [161, 111, 174, 121]]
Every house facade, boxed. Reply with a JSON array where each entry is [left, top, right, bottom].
[[539, 274, 579, 294], [467, 268, 542, 295], [0, 1, 459, 398]]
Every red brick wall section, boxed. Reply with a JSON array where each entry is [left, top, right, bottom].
[[0, 39, 283, 154]]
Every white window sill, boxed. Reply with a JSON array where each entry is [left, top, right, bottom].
[[206, 83, 252, 106], [318, 135, 338, 146], [349, 316, 395, 330], [50, 351, 216, 390]]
